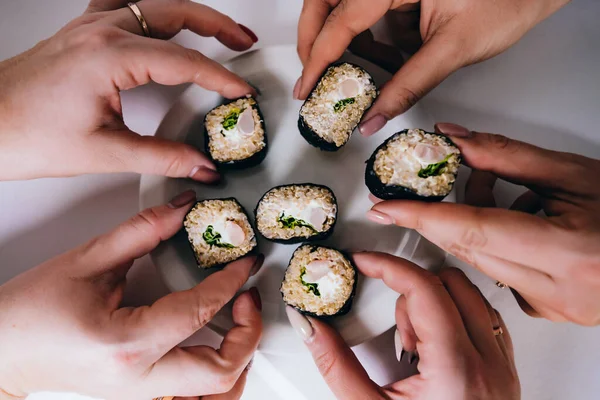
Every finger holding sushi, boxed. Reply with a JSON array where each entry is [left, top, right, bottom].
[[296, 0, 570, 136], [96, 0, 258, 49], [368, 124, 600, 325], [0, 191, 263, 399], [288, 252, 519, 399], [0, 1, 259, 181]]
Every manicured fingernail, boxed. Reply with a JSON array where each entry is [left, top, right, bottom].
[[249, 287, 262, 311], [250, 254, 265, 276], [408, 350, 419, 364], [167, 190, 196, 208], [245, 357, 254, 372], [366, 209, 394, 225], [293, 77, 302, 100], [286, 306, 314, 342], [189, 165, 221, 184], [359, 114, 387, 136], [435, 122, 472, 138], [394, 329, 404, 362], [238, 24, 258, 43]]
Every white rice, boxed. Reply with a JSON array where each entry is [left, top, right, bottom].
[[300, 63, 377, 147], [374, 129, 460, 197]]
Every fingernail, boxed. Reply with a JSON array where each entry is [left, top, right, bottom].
[[394, 330, 403, 362], [366, 209, 394, 225], [249, 287, 262, 311], [167, 190, 196, 209], [189, 165, 221, 184], [359, 114, 387, 136], [238, 24, 258, 43], [435, 122, 472, 138], [250, 254, 265, 276], [245, 357, 254, 372], [286, 306, 314, 342], [409, 350, 419, 364], [293, 77, 302, 100]]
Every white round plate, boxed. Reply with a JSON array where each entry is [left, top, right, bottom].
[[140, 45, 447, 355]]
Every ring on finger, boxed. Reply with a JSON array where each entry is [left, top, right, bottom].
[[493, 326, 504, 336], [127, 2, 151, 37]]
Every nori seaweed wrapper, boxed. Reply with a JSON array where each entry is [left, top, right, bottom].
[[254, 183, 338, 244], [365, 129, 461, 202], [184, 198, 258, 269], [281, 244, 357, 318], [203, 97, 268, 170], [298, 62, 377, 151]]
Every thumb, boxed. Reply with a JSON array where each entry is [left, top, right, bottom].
[[285, 307, 381, 399], [92, 129, 221, 183], [359, 34, 463, 136], [79, 190, 197, 277]]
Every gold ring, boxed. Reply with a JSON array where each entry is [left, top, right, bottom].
[[127, 2, 151, 37], [495, 281, 507, 289], [493, 326, 504, 336]]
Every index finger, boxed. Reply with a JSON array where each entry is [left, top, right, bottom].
[[297, 0, 337, 65], [435, 125, 597, 196], [106, 0, 255, 50], [369, 201, 575, 269], [353, 252, 470, 351], [297, 0, 390, 99], [113, 255, 263, 364]]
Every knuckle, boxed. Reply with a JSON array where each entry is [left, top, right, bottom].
[[457, 222, 488, 250], [386, 86, 421, 116], [438, 267, 467, 284], [163, 144, 196, 177], [65, 25, 121, 51], [487, 133, 520, 154], [212, 360, 239, 392], [314, 350, 339, 382], [129, 207, 163, 236], [445, 242, 478, 269]]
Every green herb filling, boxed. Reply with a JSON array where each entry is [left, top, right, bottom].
[[221, 108, 242, 131], [333, 98, 355, 113], [418, 154, 454, 178], [278, 214, 317, 233], [202, 225, 235, 248], [300, 267, 320, 296]]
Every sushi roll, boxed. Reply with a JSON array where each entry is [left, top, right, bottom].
[[255, 184, 337, 243], [184, 198, 257, 269], [281, 244, 357, 317], [204, 96, 267, 169], [298, 62, 377, 151], [365, 129, 462, 202]]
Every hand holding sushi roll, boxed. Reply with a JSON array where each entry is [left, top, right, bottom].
[[0, 0, 258, 181], [295, 0, 570, 136], [286, 252, 519, 399], [0, 190, 264, 400], [368, 123, 600, 326]]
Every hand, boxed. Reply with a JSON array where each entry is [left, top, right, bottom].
[[0, 0, 258, 181], [286, 252, 519, 399], [367, 123, 600, 326], [295, 0, 570, 136], [0, 190, 264, 400]]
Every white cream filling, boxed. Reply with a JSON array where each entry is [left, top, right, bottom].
[[282, 201, 328, 231], [190, 211, 246, 247], [303, 260, 344, 300]]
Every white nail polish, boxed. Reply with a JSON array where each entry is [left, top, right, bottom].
[[286, 306, 314, 342], [394, 329, 403, 362]]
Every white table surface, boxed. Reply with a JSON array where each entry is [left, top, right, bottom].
[[1, 1, 599, 399]]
